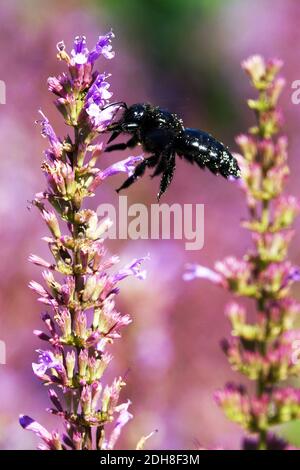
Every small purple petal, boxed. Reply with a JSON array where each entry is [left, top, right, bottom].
[[114, 255, 150, 282], [107, 400, 133, 449], [86, 104, 119, 131], [183, 263, 223, 283], [88, 31, 115, 63], [33, 330, 51, 341], [28, 254, 53, 269], [71, 35, 89, 65], [288, 267, 300, 282], [19, 415, 52, 442], [32, 350, 61, 378], [38, 111, 58, 144], [49, 389, 63, 412], [38, 111, 62, 157], [86, 73, 112, 106], [32, 362, 48, 377], [101, 155, 144, 180]]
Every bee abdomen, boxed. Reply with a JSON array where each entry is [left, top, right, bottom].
[[180, 128, 240, 179]]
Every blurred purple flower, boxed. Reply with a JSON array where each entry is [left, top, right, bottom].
[[106, 401, 133, 450], [185, 55, 300, 450], [114, 256, 150, 282], [183, 263, 223, 284]]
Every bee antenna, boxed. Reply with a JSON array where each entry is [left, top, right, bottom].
[[102, 101, 128, 111]]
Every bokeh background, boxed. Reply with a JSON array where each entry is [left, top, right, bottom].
[[1, 0, 300, 450]]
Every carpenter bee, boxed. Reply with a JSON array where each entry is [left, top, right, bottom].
[[105, 103, 240, 200]]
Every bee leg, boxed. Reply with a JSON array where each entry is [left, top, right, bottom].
[[116, 155, 158, 192], [107, 130, 121, 144], [157, 152, 176, 200], [150, 155, 167, 178], [105, 135, 138, 153]]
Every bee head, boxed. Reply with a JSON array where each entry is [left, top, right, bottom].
[[122, 103, 148, 131]]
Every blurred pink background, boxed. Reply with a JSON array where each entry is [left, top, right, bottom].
[[1, 0, 300, 449]]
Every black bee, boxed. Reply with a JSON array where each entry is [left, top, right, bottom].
[[105, 103, 240, 200]]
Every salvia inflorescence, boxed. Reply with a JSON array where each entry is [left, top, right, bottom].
[[19, 32, 153, 450], [185, 56, 300, 450]]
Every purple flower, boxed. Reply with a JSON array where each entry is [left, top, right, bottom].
[[183, 263, 223, 284], [89, 155, 144, 193], [106, 400, 133, 450], [29, 280, 52, 305], [47, 75, 65, 96], [32, 350, 62, 377], [101, 155, 144, 179], [19, 415, 52, 442], [184, 55, 300, 449], [86, 73, 113, 107], [215, 257, 249, 280], [28, 254, 54, 269], [71, 35, 89, 65], [88, 31, 115, 63], [22, 31, 150, 451], [97, 298, 132, 340], [68, 32, 115, 66], [114, 256, 150, 282], [53, 33, 116, 122], [260, 261, 300, 292], [242, 55, 266, 82], [288, 267, 300, 282], [86, 103, 119, 132], [38, 111, 62, 158]]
